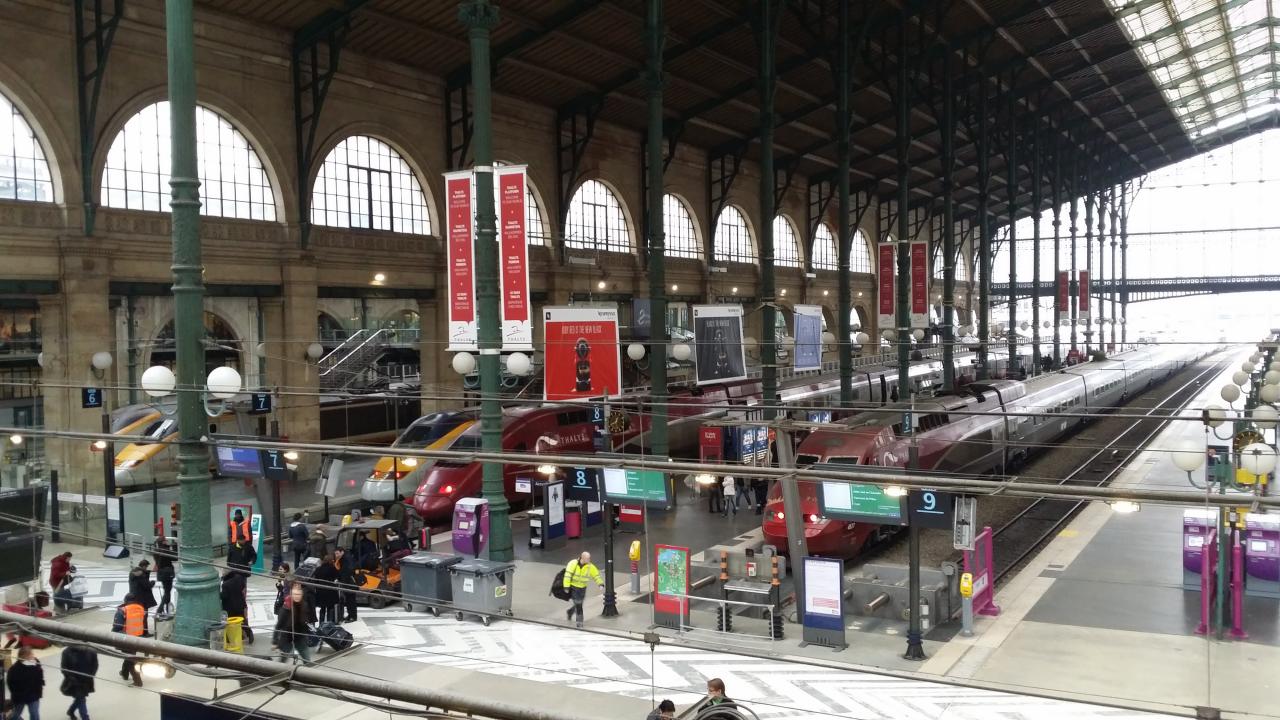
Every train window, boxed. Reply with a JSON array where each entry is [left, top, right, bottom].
[[796, 454, 820, 467], [826, 457, 860, 466], [139, 418, 176, 444]]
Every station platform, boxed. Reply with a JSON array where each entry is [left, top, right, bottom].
[[923, 350, 1280, 719]]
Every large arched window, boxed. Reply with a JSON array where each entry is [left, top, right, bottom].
[[851, 229, 872, 273], [0, 93, 53, 202], [312, 135, 429, 235], [663, 194, 700, 260], [811, 223, 837, 270], [565, 179, 631, 252], [713, 206, 755, 263], [102, 102, 276, 220], [774, 216, 801, 267]]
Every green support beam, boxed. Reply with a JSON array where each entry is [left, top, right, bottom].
[[166, 0, 220, 646], [941, 50, 956, 391], [645, 0, 668, 461], [758, 0, 781, 427], [836, 0, 854, 405], [73, 0, 124, 236]]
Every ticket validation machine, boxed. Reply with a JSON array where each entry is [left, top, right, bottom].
[[452, 498, 490, 558], [1244, 513, 1280, 598], [1183, 509, 1218, 591]]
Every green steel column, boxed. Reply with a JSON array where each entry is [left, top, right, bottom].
[[1120, 184, 1129, 345], [1110, 186, 1119, 349], [940, 52, 955, 392], [1051, 142, 1061, 368], [166, 0, 219, 646], [645, 0, 667, 457], [1030, 121, 1041, 375], [1096, 185, 1107, 350], [1068, 154, 1078, 354], [975, 77, 991, 381], [836, 0, 853, 404], [758, 1, 778, 421], [1005, 112, 1018, 373], [460, 0, 511, 562], [1084, 185, 1094, 356]]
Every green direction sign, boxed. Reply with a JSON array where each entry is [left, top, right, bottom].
[[602, 467, 669, 504], [818, 481, 907, 526]]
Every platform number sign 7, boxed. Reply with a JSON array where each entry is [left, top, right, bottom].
[[908, 488, 953, 529], [250, 392, 272, 415]]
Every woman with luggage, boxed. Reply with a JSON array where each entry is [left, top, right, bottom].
[[311, 554, 340, 624], [274, 582, 313, 664]]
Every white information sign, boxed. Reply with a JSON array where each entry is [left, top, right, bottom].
[[803, 556, 843, 618]]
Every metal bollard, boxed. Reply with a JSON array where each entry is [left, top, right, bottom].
[[630, 560, 639, 594], [960, 572, 974, 637]]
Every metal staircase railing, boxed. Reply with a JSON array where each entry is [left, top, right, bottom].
[[318, 329, 390, 390]]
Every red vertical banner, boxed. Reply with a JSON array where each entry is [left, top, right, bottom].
[[877, 243, 895, 329], [496, 166, 533, 350], [444, 171, 476, 351], [1056, 270, 1069, 322], [909, 241, 928, 327], [1078, 270, 1091, 320]]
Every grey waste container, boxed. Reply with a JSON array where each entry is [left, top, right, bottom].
[[400, 552, 462, 616], [449, 559, 515, 626]]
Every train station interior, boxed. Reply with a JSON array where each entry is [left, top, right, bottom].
[[0, 1, 1279, 718]]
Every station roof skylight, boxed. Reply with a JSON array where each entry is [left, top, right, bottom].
[[1106, 0, 1280, 145]]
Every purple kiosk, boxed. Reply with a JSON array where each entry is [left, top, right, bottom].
[[1244, 513, 1280, 599], [1183, 509, 1218, 591]]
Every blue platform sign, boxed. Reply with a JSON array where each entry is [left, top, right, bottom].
[[807, 410, 832, 423], [566, 466, 599, 501], [908, 489, 954, 529], [260, 449, 290, 482], [250, 392, 272, 415], [81, 387, 102, 409], [739, 428, 755, 462], [753, 427, 768, 460]]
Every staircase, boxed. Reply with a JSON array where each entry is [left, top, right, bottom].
[[318, 329, 389, 391]]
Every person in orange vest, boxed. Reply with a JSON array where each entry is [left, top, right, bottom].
[[111, 593, 146, 687], [228, 509, 251, 544], [227, 510, 256, 571]]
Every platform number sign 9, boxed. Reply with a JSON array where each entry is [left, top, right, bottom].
[[908, 488, 954, 529], [566, 466, 600, 501]]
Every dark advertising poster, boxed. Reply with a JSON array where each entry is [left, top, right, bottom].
[[631, 297, 651, 340], [543, 306, 623, 401], [793, 304, 822, 371], [692, 304, 746, 386]]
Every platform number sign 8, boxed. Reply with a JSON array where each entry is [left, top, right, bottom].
[[908, 488, 954, 529], [566, 466, 599, 501]]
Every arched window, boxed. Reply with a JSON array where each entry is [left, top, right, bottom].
[[312, 135, 429, 235], [102, 102, 276, 220], [565, 179, 631, 253], [0, 92, 53, 202], [495, 161, 547, 246], [713, 206, 755, 263], [663, 194, 699, 260], [851, 229, 872, 273], [774, 216, 801, 267], [811, 223, 837, 270], [955, 255, 968, 281]]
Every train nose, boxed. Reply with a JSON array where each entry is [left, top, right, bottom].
[[114, 467, 137, 487]]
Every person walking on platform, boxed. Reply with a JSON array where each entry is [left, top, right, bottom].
[[721, 476, 739, 517], [288, 514, 310, 568], [311, 554, 340, 624], [702, 678, 738, 720], [60, 643, 97, 720], [6, 647, 43, 720], [48, 552, 72, 595], [127, 560, 156, 612], [307, 525, 328, 560], [751, 478, 768, 515], [646, 699, 676, 719], [112, 594, 145, 687], [334, 548, 359, 623], [152, 534, 177, 611], [387, 495, 408, 536], [707, 476, 724, 514], [220, 569, 252, 643], [273, 582, 313, 665], [562, 552, 603, 629]]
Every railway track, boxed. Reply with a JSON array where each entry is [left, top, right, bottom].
[[987, 353, 1232, 584]]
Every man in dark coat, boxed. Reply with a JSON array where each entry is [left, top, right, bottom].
[[127, 559, 157, 610], [334, 548, 360, 622], [288, 513, 310, 567], [220, 570, 253, 643], [60, 643, 98, 720], [152, 534, 177, 610]]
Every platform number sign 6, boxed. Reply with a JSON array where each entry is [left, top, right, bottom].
[[908, 488, 954, 529]]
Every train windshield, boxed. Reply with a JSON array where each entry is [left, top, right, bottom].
[[138, 418, 177, 445], [434, 430, 481, 468], [394, 417, 460, 447], [796, 454, 820, 468]]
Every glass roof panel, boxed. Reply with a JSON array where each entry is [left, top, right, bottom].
[[1106, 0, 1280, 145]]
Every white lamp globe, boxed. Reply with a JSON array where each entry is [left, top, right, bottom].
[[821, 331, 836, 344], [1243, 361, 1256, 373], [882, 329, 896, 341], [1266, 370, 1280, 385], [1221, 384, 1241, 403], [1232, 371, 1250, 387], [451, 352, 476, 375], [506, 352, 532, 377], [627, 343, 646, 361], [206, 366, 242, 400], [855, 332, 870, 345], [961, 325, 974, 336], [1019, 321, 1029, 331], [255, 342, 268, 358], [744, 336, 758, 351], [1239, 443, 1278, 477], [851, 323, 861, 332], [91, 351, 113, 371], [1251, 353, 1263, 363], [1171, 437, 1207, 473], [911, 329, 925, 341], [1042, 320, 1051, 329], [1204, 403, 1228, 428], [306, 342, 324, 361], [1270, 361, 1280, 373], [141, 365, 176, 398], [1253, 404, 1279, 429], [1263, 384, 1280, 404], [36, 352, 44, 368], [672, 343, 692, 362]]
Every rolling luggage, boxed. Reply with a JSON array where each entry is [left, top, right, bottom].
[[315, 620, 353, 651]]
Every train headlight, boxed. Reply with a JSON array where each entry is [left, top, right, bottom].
[[775, 511, 784, 521], [807, 514, 819, 523], [117, 459, 138, 470], [443, 485, 455, 495]]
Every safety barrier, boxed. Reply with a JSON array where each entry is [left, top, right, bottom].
[[664, 592, 781, 650]]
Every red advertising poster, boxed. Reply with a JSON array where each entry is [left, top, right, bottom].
[[444, 171, 476, 351], [497, 166, 533, 350], [909, 241, 927, 323], [543, 306, 622, 401], [1056, 270, 1069, 320], [1078, 270, 1091, 316], [877, 243, 895, 318], [699, 426, 723, 464]]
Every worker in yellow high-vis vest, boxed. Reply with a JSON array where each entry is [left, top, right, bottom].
[[562, 551, 604, 629]]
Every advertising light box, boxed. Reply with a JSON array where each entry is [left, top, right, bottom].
[[818, 480, 907, 526]]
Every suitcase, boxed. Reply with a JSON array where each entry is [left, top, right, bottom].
[[315, 620, 353, 651]]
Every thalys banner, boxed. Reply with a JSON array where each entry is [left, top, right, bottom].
[[543, 306, 622, 401], [877, 242, 895, 331], [692, 305, 747, 386], [792, 304, 823, 371], [443, 166, 534, 351], [910, 241, 928, 328]]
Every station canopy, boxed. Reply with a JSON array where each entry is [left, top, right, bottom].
[[1107, 0, 1280, 146]]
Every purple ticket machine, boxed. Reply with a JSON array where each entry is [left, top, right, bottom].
[[452, 498, 490, 558], [1183, 509, 1218, 591], [1244, 513, 1280, 599]]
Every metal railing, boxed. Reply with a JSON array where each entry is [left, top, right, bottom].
[[319, 329, 390, 390], [662, 592, 781, 651]]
